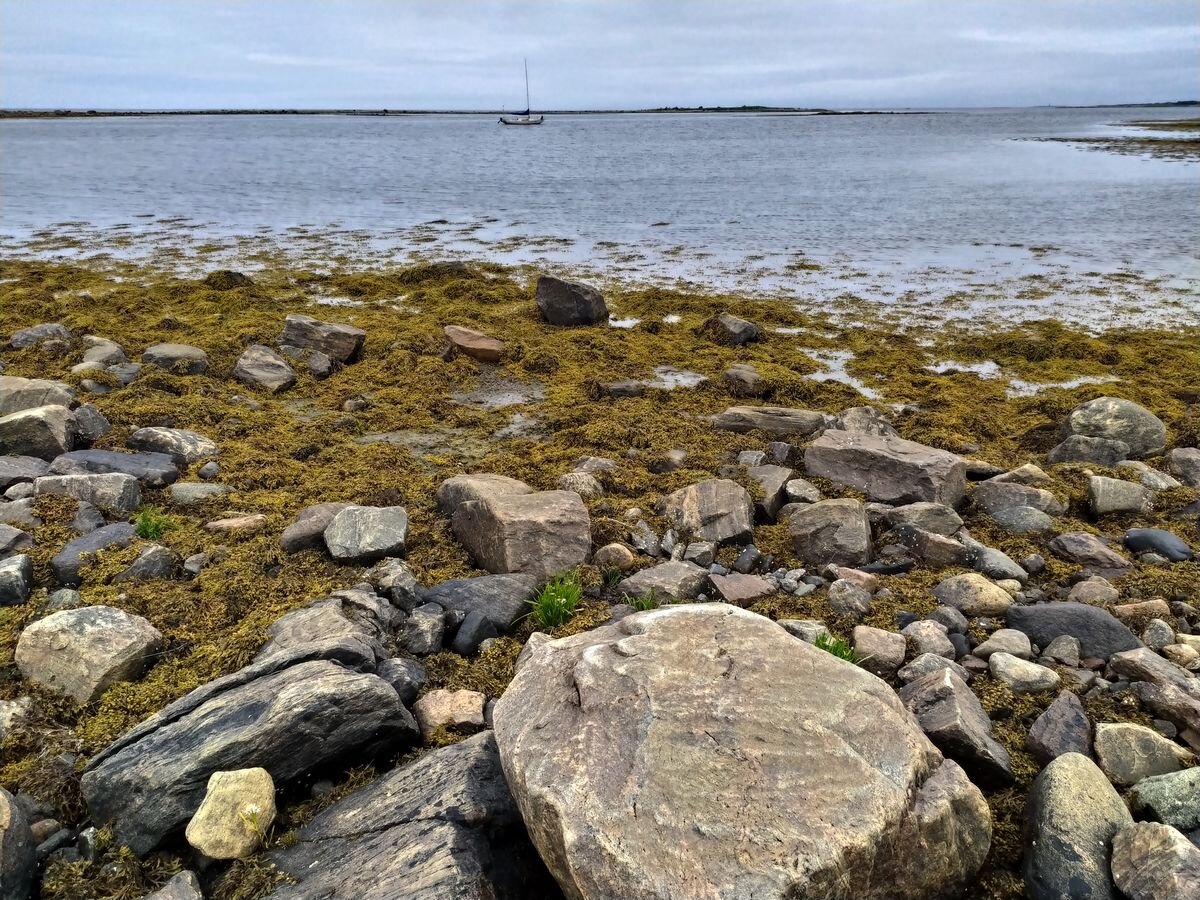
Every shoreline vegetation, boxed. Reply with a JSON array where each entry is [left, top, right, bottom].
[[1, 256, 1198, 900], [1029, 117, 1200, 162]]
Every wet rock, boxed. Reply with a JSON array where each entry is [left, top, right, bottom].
[[989, 653, 1060, 693], [805, 429, 968, 506], [989, 505, 1056, 534], [49, 448, 178, 486], [81, 646, 417, 853], [1049, 531, 1131, 569], [852, 625, 906, 677], [1125, 528, 1193, 562], [422, 574, 538, 631], [323, 505, 409, 564], [659, 478, 753, 546], [453, 490, 591, 582], [279, 501, 351, 554], [1026, 690, 1093, 765], [1024, 752, 1131, 900], [1095, 723, 1193, 786], [50, 522, 137, 586], [494, 604, 991, 900], [1060, 396, 1166, 459], [0, 405, 77, 460], [535, 275, 609, 326], [1047, 434, 1130, 465], [933, 573, 1013, 616], [1, 786, 35, 900], [34, 472, 140, 514], [10, 322, 71, 349], [280, 314, 366, 364], [114, 544, 181, 583], [0, 456, 48, 492], [617, 561, 707, 601], [185, 768, 276, 859], [1166, 447, 1200, 488], [711, 405, 828, 437], [266, 732, 553, 900], [884, 501, 963, 536], [699, 311, 761, 346], [972, 480, 1066, 517], [233, 344, 297, 393], [899, 668, 1014, 786], [15, 605, 163, 703], [413, 689, 486, 741], [128, 427, 217, 466], [141, 342, 210, 375], [1129, 767, 1200, 832], [1089, 475, 1151, 516], [0, 375, 76, 417], [435, 473, 533, 515], [789, 498, 871, 567], [1110, 821, 1200, 900]]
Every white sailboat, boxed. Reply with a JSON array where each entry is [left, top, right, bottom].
[[499, 60, 544, 126]]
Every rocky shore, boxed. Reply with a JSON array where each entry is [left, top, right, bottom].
[[1, 258, 1198, 899]]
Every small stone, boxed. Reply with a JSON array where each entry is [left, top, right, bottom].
[[1143, 618, 1176, 652], [699, 311, 761, 346], [593, 543, 636, 570], [1067, 576, 1120, 605], [376, 658, 426, 706], [1026, 690, 1093, 765], [974, 628, 1033, 660], [198, 461, 220, 480], [558, 471, 603, 498], [617, 561, 707, 602], [827, 579, 872, 618], [143, 870, 204, 900], [141, 343, 209, 375], [402, 603, 445, 655], [167, 482, 228, 506], [1166, 447, 1200, 488], [323, 505, 408, 563], [412, 689, 486, 741], [852, 625, 906, 677], [1043, 635, 1082, 667], [1128, 767, 1200, 832], [682, 541, 716, 567], [0, 555, 33, 606], [989, 652, 1060, 693], [233, 344, 297, 393], [707, 573, 775, 606], [185, 768, 276, 859], [1095, 723, 1193, 787], [444, 325, 504, 363], [1050, 531, 1131, 568], [535, 275, 608, 326], [933, 573, 1013, 616], [902, 620, 956, 660], [897, 652, 970, 684]]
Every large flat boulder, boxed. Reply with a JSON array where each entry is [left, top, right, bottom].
[[128, 427, 218, 466], [34, 472, 141, 515], [0, 405, 76, 460], [421, 574, 538, 631], [805, 430, 967, 506], [279, 314, 366, 364], [436, 473, 533, 515], [266, 733, 555, 900], [658, 479, 753, 546], [789, 498, 872, 567], [81, 647, 417, 854], [616, 561, 708, 601], [712, 406, 828, 437], [452, 490, 591, 582], [535, 275, 609, 326], [141, 342, 209, 375], [323, 505, 409, 563], [48, 448, 179, 486], [0, 375, 76, 417], [1060, 397, 1166, 459], [1007, 602, 1141, 661], [494, 604, 991, 900]]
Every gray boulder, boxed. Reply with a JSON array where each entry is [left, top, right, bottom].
[[1110, 822, 1200, 900], [143, 871, 204, 900], [10, 322, 71, 349], [1047, 434, 1131, 465], [972, 480, 1066, 517], [1007, 602, 1141, 660], [81, 645, 417, 854], [233, 344, 297, 393], [280, 501, 351, 554], [535, 275, 609, 326], [494, 604, 991, 900], [128, 427, 217, 465], [141, 343, 209, 375], [0, 555, 32, 607], [0, 375, 76, 417], [1, 786, 35, 900], [453, 491, 591, 581], [1128, 768, 1200, 832], [1088, 476, 1151, 516], [0, 456, 48, 491], [422, 574, 538, 631], [884, 502, 963, 536], [323, 505, 409, 563], [279, 314, 366, 363], [256, 589, 399, 664], [805, 429, 967, 506], [711, 405, 828, 437], [50, 523, 137, 586], [1060, 396, 1166, 458], [789, 499, 872, 567], [49, 448, 178, 486], [659, 479, 753, 545], [436, 473, 533, 515], [1166, 447, 1200, 488], [616, 561, 708, 601], [1049, 532, 1131, 569], [34, 472, 141, 514], [699, 311, 761, 346], [1026, 691, 1093, 765], [0, 405, 76, 460], [1125, 528, 1193, 562]]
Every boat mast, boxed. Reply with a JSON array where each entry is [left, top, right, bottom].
[[524, 58, 530, 114]]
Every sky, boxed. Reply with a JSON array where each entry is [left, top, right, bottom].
[[1, 1, 1197, 110]]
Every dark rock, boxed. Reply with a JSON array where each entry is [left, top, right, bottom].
[[9, 322, 71, 349], [0, 456, 49, 491], [50, 523, 137, 586], [71, 501, 105, 534], [711, 405, 828, 437], [279, 314, 366, 364], [366, 558, 422, 611], [48, 449, 179, 487], [280, 501, 351, 554], [535, 275, 609, 326], [141, 343, 209, 375], [1026, 690, 1093, 765], [72, 404, 111, 444], [0, 555, 33, 607], [450, 609, 500, 655], [789, 499, 872, 567], [1, 786, 35, 900], [1125, 528, 1193, 563], [892, 523, 973, 569], [1047, 434, 1131, 465], [1007, 602, 1141, 661], [403, 604, 445, 655], [113, 545, 180, 583], [699, 312, 761, 346], [376, 658, 426, 706], [0, 405, 77, 460]]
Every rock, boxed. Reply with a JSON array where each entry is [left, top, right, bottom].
[[827, 578, 872, 617], [1049, 532, 1131, 569], [0, 375, 76, 417], [0, 499, 39, 530], [616, 561, 707, 602], [1129, 768, 1200, 831], [0, 556, 32, 607], [557, 471, 603, 499], [0, 405, 76, 460], [989, 505, 1056, 534], [892, 523, 973, 568], [1110, 822, 1200, 900], [81, 646, 417, 853], [323, 505, 408, 563], [205, 513, 267, 533], [1061, 396, 1167, 458], [1094, 723, 1193, 786], [493, 604, 991, 900], [746, 465, 793, 521], [805, 429, 968, 506], [443, 324, 504, 363], [929, 605, 969, 635], [44, 588, 81, 611], [1110, 648, 1200, 698], [72, 403, 111, 443], [1, 786, 35, 900], [167, 482, 228, 506], [1027, 690, 1093, 765], [1166, 448, 1200, 488], [535, 275, 608, 326], [279, 501, 351, 554], [699, 311, 761, 346], [422, 574, 538, 632], [233, 345, 297, 393], [722, 363, 765, 397], [884, 501, 963, 536], [453, 490, 591, 582], [436, 473, 533, 515], [974, 628, 1032, 660], [898, 653, 970, 685], [783, 477, 822, 504], [376, 658, 425, 706], [1024, 752, 1131, 900], [711, 405, 828, 437], [707, 572, 775, 605], [50, 522, 137, 586], [957, 533, 1030, 582], [830, 405, 901, 437], [592, 543, 636, 570], [449, 609, 498, 655], [266, 733, 553, 900], [34, 472, 140, 514], [900, 668, 1013, 786], [15, 605, 163, 703], [197, 460, 220, 480], [10, 322, 71, 349], [903, 620, 956, 659], [852, 625, 906, 677], [256, 589, 398, 664], [658, 479, 753, 546], [1068, 576, 1120, 605], [0, 697, 34, 743], [114, 545, 180, 583], [185, 768, 276, 859], [972, 480, 1066, 516], [789, 498, 871, 567], [1125, 528, 1193, 562], [989, 653, 1060, 693], [143, 870, 204, 900], [1089, 475, 1151, 516], [0, 523, 32, 559], [1047, 434, 1131, 465], [128, 427, 217, 466], [413, 689, 486, 741], [202, 269, 254, 290], [141, 342, 210, 375], [0, 456, 49, 491], [1143, 618, 1176, 652], [933, 573, 1013, 616], [280, 314, 366, 364], [365, 558, 421, 609], [403, 603, 445, 655], [1118, 460, 1181, 490]]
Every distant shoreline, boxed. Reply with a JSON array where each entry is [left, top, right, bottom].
[[2, 107, 936, 120]]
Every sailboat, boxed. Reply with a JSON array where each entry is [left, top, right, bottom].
[[499, 59, 544, 126]]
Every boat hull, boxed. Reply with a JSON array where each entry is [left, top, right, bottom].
[[499, 116, 544, 126]]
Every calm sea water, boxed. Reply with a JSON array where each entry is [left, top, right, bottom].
[[1, 106, 1198, 297]]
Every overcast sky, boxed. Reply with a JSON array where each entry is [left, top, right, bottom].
[[2, 1, 1197, 110]]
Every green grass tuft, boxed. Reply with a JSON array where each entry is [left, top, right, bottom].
[[528, 572, 583, 630], [133, 507, 175, 540], [625, 589, 660, 612], [813, 632, 863, 664]]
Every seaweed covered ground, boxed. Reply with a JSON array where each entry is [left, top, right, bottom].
[[1033, 117, 1200, 162], [1, 256, 1199, 899]]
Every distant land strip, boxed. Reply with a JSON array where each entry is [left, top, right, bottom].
[[0, 106, 939, 120]]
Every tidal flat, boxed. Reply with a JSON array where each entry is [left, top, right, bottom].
[[1, 252, 1198, 899]]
